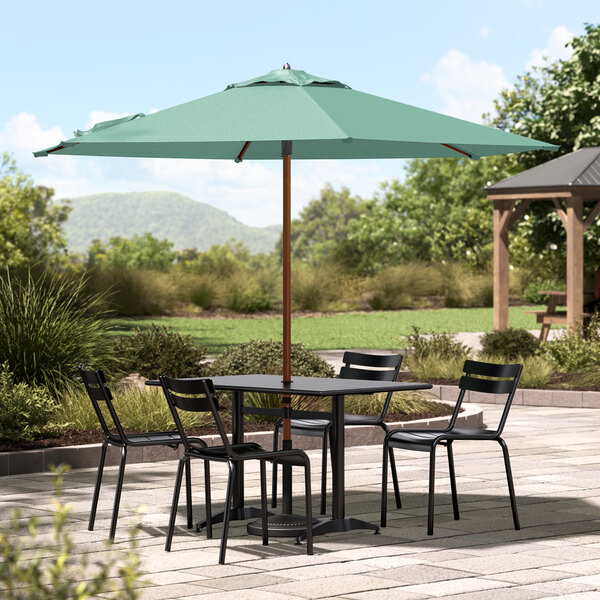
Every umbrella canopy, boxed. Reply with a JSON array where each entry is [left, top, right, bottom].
[[35, 67, 557, 160]]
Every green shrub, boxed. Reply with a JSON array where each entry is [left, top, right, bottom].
[[210, 340, 334, 379], [367, 264, 442, 310], [85, 266, 178, 315], [405, 353, 467, 381], [478, 353, 554, 388], [292, 264, 340, 311], [439, 264, 493, 308], [0, 466, 141, 599], [112, 324, 208, 379], [0, 363, 59, 441], [0, 269, 112, 395], [209, 340, 334, 422], [225, 286, 273, 313], [539, 326, 600, 372], [344, 391, 447, 417], [480, 328, 540, 360], [403, 326, 471, 361], [522, 279, 564, 304], [189, 280, 217, 309], [60, 382, 210, 432]]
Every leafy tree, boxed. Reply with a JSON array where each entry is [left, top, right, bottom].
[[0, 153, 70, 268], [87, 232, 176, 271], [346, 155, 516, 273], [491, 23, 600, 169], [276, 185, 367, 266]]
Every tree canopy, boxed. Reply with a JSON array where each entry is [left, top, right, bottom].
[[276, 184, 367, 266], [0, 153, 70, 268], [86, 232, 176, 271]]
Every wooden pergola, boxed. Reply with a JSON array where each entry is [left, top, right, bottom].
[[486, 147, 600, 332]]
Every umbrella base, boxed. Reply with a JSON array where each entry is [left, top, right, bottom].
[[247, 513, 319, 538]]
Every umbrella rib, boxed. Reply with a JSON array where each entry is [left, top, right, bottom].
[[235, 141, 251, 163], [442, 143, 472, 159]]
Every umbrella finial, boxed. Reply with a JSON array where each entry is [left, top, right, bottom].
[[283, 63, 291, 69]]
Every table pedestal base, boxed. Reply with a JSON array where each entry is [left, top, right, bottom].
[[195, 506, 268, 532], [295, 517, 380, 542], [247, 513, 320, 537]]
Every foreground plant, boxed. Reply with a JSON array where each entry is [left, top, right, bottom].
[[0, 466, 142, 599]]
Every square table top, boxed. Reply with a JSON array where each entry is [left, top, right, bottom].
[[189, 374, 432, 396]]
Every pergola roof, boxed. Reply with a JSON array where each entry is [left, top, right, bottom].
[[487, 146, 600, 195]]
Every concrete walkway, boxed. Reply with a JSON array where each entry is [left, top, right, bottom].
[[1, 403, 599, 598]]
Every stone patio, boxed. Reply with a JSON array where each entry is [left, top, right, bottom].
[[1, 404, 599, 599]]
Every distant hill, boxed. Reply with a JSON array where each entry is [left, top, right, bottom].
[[62, 191, 281, 254]]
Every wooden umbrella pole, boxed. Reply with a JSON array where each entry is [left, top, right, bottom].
[[281, 142, 293, 515]]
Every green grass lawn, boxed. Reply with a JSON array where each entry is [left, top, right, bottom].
[[111, 306, 546, 354]]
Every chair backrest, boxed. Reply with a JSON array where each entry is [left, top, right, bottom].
[[449, 359, 523, 435], [340, 351, 403, 421], [159, 376, 233, 456], [79, 366, 127, 443]]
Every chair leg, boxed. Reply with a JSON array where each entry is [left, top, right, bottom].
[[447, 442, 460, 521], [219, 461, 235, 565], [109, 445, 127, 541], [89, 440, 108, 531], [380, 440, 389, 527], [185, 457, 193, 529], [204, 460, 213, 539], [165, 456, 186, 552], [498, 438, 521, 530], [271, 422, 280, 508], [320, 430, 329, 515], [427, 446, 437, 536], [304, 462, 313, 556], [382, 425, 401, 509], [260, 460, 268, 546], [388, 448, 402, 509]]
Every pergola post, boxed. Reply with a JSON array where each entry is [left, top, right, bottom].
[[566, 197, 584, 330], [493, 199, 511, 330]]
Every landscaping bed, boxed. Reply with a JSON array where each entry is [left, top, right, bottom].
[[0, 403, 454, 452]]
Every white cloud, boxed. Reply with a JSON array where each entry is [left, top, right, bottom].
[[526, 25, 574, 71], [421, 49, 510, 122], [1, 111, 401, 227]]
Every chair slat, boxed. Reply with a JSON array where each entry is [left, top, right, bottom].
[[459, 375, 516, 395], [170, 393, 215, 413], [463, 360, 521, 379], [342, 351, 402, 369], [162, 377, 215, 396], [339, 365, 396, 381]]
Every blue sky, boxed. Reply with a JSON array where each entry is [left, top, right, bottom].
[[1, 1, 598, 226]]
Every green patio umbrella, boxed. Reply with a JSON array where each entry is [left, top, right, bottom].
[[35, 64, 557, 532]]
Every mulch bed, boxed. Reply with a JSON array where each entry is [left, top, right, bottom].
[[0, 404, 454, 453]]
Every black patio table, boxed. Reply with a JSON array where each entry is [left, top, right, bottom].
[[147, 374, 432, 540]]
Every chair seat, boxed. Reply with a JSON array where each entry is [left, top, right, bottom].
[[388, 427, 493, 451], [277, 413, 382, 434], [121, 431, 206, 446]]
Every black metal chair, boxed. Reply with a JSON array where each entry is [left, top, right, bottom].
[[79, 366, 205, 541], [381, 359, 523, 535], [160, 375, 313, 564], [272, 351, 403, 514]]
